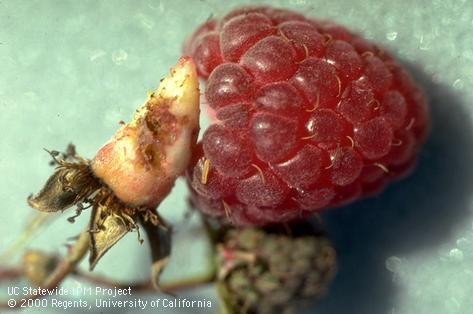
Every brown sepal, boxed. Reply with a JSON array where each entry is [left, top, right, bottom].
[[27, 168, 85, 212], [88, 204, 131, 270]]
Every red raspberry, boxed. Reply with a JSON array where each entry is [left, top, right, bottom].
[[185, 6, 430, 226]]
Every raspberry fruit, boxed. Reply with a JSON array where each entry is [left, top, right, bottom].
[[216, 222, 336, 314], [185, 6, 430, 226]]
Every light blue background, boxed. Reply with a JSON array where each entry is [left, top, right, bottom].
[[1, 1, 473, 313]]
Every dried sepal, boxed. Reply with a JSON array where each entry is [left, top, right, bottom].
[[139, 212, 172, 290], [27, 168, 82, 212], [88, 199, 137, 270], [27, 149, 100, 213], [89, 188, 146, 270]]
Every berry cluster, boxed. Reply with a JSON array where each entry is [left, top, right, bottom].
[[217, 222, 336, 313], [185, 6, 429, 225]]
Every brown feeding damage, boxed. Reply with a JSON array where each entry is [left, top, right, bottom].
[[22, 57, 200, 286]]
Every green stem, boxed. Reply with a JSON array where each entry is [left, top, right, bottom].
[[0, 213, 222, 310], [75, 270, 216, 292], [0, 230, 89, 309]]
